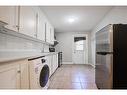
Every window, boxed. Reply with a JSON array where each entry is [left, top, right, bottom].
[[75, 40, 84, 50], [74, 37, 86, 51]]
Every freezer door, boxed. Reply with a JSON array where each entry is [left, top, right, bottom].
[[95, 52, 113, 89]]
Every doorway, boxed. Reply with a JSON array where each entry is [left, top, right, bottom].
[[72, 34, 88, 64]]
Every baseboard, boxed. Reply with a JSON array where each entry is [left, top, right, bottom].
[[62, 62, 95, 67], [62, 62, 73, 64]]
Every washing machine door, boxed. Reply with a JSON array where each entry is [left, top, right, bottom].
[[39, 64, 49, 87]]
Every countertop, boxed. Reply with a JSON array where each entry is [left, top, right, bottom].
[[0, 51, 58, 63]]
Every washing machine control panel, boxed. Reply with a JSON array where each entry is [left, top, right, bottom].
[[41, 59, 46, 63]]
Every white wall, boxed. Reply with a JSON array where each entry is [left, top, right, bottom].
[[55, 32, 91, 64], [91, 6, 127, 66]]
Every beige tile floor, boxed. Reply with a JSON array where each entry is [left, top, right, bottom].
[[48, 64, 97, 89]]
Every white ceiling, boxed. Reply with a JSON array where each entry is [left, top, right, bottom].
[[40, 6, 113, 32]]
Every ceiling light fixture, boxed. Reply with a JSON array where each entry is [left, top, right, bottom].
[[68, 18, 75, 23]]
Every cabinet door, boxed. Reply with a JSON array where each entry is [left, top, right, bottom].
[[0, 6, 19, 31], [46, 22, 51, 43], [50, 26, 54, 45], [56, 54, 58, 69], [20, 61, 29, 89], [45, 56, 52, 77], [50, 55, 53, 76], [0, 63, 20, 89], [54, 54, 58, 70], [19, 6, 37, 38], [46, 22, 54, 44], [52, 55, 56, 74], [52, 54, 58, 74], [37, 10, 46, 41]]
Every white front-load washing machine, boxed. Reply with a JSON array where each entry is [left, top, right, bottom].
[[29, 56, 50, 89]]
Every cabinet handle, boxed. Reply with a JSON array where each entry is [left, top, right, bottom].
[[13, 25, 19, 28], [15, 25, 19, 27], [17, 70, 21, 73], [34, 33, 37, 38], [13, 25, 20, 30]]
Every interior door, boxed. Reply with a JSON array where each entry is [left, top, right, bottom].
[[72, 35, 88, 64]]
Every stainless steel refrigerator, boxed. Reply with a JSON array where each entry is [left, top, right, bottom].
[[95, 24, 127, 89]]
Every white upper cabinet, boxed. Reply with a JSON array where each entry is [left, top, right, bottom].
[[19, 6, 37, 38], [0, 6, 19, 31], [45, 21, 51, 43], [50, 25, 54, 45], [45, 21, 54, 44], [36, 8, 46, 41], [0, 6, 54, 45]]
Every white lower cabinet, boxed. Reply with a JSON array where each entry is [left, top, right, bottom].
[[20, 61, 29, 89], [0, 63, 20, 89], [0, 60, 29, 89], [51, 54, 58, 75], [0, 54, 58, 89], [56, 54, 58, 69], [45, 54, 58, 77], [45, 55, 52, 77], [52, 55, 56, 73]]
